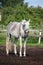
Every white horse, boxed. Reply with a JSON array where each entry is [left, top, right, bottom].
[[6, 19, 30, 57]]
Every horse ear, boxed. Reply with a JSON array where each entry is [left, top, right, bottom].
[[22, 19, 26, 24]]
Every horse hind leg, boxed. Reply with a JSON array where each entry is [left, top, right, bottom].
[[6, 36, 10, 55], [6, 34, 12, 55], [14, 37, 18, 56]]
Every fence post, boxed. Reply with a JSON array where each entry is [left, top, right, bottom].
[[0, 12, 1, 21], [38, 30, 41, 44]]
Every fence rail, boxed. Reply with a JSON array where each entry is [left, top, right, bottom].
[[0, 29, 42, 32], [0, 29, 7, 32]]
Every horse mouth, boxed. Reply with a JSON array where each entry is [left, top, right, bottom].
[[25, 30, 29, 35]]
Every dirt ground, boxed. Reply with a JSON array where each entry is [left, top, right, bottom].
[[0, 46, 43, 65]]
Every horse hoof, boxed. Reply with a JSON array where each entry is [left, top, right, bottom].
[[24, 54, 26, 57], [6, 51, 9, 55], [20, 55, 22, 57], [15, 54, 18, 56]]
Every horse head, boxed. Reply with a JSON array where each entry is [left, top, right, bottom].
[[22, 19, 30, 33]]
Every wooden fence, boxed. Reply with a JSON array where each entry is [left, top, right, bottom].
[[29, 29, 43, 44]]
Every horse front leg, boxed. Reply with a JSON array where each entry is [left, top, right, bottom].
[[24, 37, 28, 56], [14, 44, 17, 55], [19, 36, 22, 57], [14, 37, 18, 56]]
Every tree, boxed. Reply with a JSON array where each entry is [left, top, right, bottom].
[[0, 0, 24, 7]]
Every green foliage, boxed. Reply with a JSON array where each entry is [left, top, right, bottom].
[[0, 32, 6, 45], [0, 0, 23, 7], [0, 1, 43, 46], [1, 5, 43, 29], [0, 1, 43, 29], [27, 37, 38, 43]]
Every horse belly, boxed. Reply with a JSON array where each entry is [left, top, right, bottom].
[[11, 29, 19, 37]]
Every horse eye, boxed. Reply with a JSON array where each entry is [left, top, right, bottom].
[[23, 24, 25, 27], [23, 24, 25, 29]]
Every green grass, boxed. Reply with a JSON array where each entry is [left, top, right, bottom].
[[27, 43, 43, 47], [0, 32, 6, 45], [0, 32, 43, 47]]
